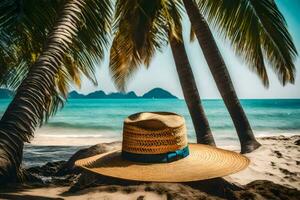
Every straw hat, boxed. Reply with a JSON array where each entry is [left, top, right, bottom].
[[75, 112, 249, 182]]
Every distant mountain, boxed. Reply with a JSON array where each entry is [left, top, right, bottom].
[[68, 88, 177, 99], [0, 88, 177, 99], [86, 91, 106, 99], [68, 90, 139, 99], [0, 89, 13, 99], [142, 88, 177, 99], [85, 90, 138, 99], [68, 91, 85, 99], [107, 91, 138, 99]]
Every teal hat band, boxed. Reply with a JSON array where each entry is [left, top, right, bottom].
[[121, 145, 190, 163]]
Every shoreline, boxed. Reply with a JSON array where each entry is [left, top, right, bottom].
[[28, 130, 300, 146]]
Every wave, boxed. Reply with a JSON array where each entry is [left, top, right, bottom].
[[45, 122, 120, 131], [36, 134, 108, 138]]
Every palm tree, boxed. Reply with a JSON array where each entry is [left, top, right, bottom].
[[182, 0, 297, 153], [170, 33, 215, 145], [109, 0, 297, 154], [0, 0, 112, 183], [109, 0, 216, 145], [1, 0, 111, 97]]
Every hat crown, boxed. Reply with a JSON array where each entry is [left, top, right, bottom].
[[122, 112, 188, 154]]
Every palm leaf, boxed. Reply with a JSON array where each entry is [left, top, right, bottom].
[[0, 0, 112, 118], [197, 0, 297, 86], [0, 0, 88, 181], [110, 0, 182, 91]]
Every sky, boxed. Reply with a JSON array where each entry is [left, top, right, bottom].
[[76, 0, 300, 99]]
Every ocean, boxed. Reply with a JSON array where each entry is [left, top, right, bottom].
[[0, 99, 299, 167]]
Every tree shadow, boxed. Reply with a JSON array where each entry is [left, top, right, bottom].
[[0, 193, 63, 200], [0, 185, 65, 200], [62, 171, 243, 199]]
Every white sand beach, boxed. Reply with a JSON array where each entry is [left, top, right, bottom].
[[226, 135, 300, 189]]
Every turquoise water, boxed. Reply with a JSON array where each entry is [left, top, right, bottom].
[[0, 99, 299, 166], [0, 98, 300, 140]]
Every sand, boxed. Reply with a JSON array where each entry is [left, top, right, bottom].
[[30, 127, 117, 146], [0, 135, 299, 200], [226, 135, 300, 189], [0, 186, 166, 200]]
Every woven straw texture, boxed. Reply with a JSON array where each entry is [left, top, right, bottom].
[[75, 144, 249, 182], [122, 112, 187, 154]]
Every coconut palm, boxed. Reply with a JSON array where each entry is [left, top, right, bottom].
[[109, 0, 297, 154], [183, 0, 297, 153], [0, 0, 112, 183], [170, 34, 216, 145], [109, 0, 216, 145]]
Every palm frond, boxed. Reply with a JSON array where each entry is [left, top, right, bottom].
[[0, 0, 112, 118], [63, 55, 82, 88], [110, 0, 182, 91], [163, 0, 183, 39], [0, 0, 23, 28], [251, 0, 297, 85], [198, 0, 297, 86], [0, 0, 88, 144]]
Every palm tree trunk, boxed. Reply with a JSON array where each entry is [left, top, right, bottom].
[[0, 0, 86, 184], [183, 0, 260, 153], [169, 35, 215, 146]]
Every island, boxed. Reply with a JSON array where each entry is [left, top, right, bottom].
[[142, 88, 177, 99], [0, 88, 178, 99], [69, 88, 178, 99]]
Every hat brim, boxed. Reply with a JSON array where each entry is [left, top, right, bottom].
[[75, 144, 249, 182]]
